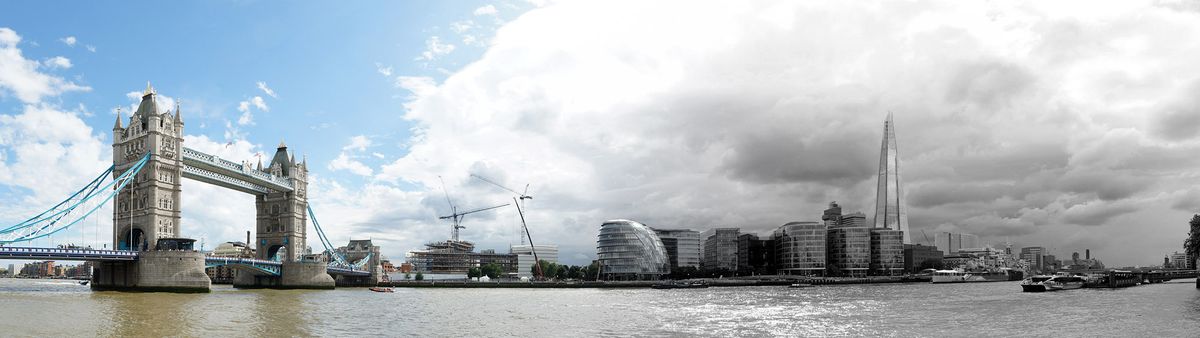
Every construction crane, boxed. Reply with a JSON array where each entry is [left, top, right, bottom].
[[438, 176, 509, 242], [470, 173, 545, 279], [470, 174, 532, 201], [921, 229, 933, 246], [439, 204, 509, 242]]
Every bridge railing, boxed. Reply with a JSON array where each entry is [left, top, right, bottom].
[[182, 147, 294, 191], [0, 246, 138, 257]]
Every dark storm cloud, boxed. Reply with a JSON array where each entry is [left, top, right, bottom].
[[1058, 170, 1151, 201], [721, 128, 876, 186], [944, 61, 1035, 108], [908, 182, 1010, 208]]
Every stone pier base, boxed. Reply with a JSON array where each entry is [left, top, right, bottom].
[[91, 251, 211, 293], [233, 261, 335, 289], [334, 274, 379, 287]]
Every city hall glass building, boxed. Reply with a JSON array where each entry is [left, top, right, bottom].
[[596, 220, 670, 280]]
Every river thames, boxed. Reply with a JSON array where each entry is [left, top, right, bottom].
[[2, 278, 1200, 337]]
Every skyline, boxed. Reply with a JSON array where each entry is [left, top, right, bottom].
[[3, 1, 1200, 266]]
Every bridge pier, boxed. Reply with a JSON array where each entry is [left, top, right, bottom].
[[232, 261, 334, 289], [91, 251, 211, 293]]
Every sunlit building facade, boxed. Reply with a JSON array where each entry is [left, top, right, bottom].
[[597, 220, 670, 280], [774, 222, 826, 276]]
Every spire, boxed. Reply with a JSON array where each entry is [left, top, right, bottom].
[[174, 99, 183, 124], [113, 107, 123, 129], [278, 138, 287, 149], [143, 81, 156, 97], [873, 111, 910, 244]]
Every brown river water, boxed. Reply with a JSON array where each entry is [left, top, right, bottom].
[[2, 277, 1199, 337]]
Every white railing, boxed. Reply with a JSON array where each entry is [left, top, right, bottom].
[[181, 147, 293, 192]]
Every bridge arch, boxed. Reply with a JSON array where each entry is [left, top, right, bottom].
[[118, 227, 147, 251]]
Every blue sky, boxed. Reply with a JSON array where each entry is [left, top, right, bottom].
[[5, 1, 1200, 268], [1, 1, 515, 177]]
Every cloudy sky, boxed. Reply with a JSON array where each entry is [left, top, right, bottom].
[[3, 1, 1200, 266]]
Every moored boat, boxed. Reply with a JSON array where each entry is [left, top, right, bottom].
[[1020, 275, 1085, 292], [651, 281, 710, 289], [369, 287, 394, 293], [931, 269, 1018, 283]]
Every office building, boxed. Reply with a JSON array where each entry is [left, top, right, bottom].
[[736, 233, 776, 275], [653, 228, 701, 269], [1020, 247, 1045, 272], [870, 229, 904, 275], [822, 202, 843, 227], [873, 113, 911, 244], [1170, 251, 1189, 269], [903, 244, 943, 272], [840, 212, 867, 228], [511, 244, 559, 278], [701, 228, 740, 272], [827, 226, 871, 277], [934, 232, 980, 255], [774, 221, 827, 276], [596, 219, 670, 280]]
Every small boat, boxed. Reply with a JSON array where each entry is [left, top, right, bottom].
[[79, 280, 89, 286], [789, 283, 813, 288], [651, 281, 709, 289], [1020, 275, 1085, 292], [369, 287, 394, 293]]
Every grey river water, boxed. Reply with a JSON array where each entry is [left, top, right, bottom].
[[2, 277, 1200, 337]]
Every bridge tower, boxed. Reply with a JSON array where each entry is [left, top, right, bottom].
[[255, 142, 308, 262], [111, 83, 184, 251]]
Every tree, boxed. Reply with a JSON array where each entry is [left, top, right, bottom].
[[480, 263, 502, 279], [468, 267, 482, 278], [1185, 215, 1200, 270], [415, 272, 424, 281], [583, 261, 600, 281], [404, 272, 412, 280]]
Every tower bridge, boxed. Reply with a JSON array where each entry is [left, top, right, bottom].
[[0, 83, 379, 292]]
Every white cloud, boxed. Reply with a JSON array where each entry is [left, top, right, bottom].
[[473, 5, 498, 16], [256, 81, 277, 98], [60, 36, 76, 47], [85, 45, 96, 53], [236, 96, 268, 126], [0, 28, 91, 104], [42, 56, 72, 69], [329, 152, 374, 177], [416, 36, 455, 61], [344, 135, 373, 151], [450, 20, 474, 34], [393, 76, 437, 97], [362, 1, 1200, 266], [375, 62, 393, 77]]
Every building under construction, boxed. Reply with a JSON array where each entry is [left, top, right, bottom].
[[406, 240, 518, 275]]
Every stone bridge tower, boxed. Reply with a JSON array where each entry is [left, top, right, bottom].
[[255, 142, 308, 261], [111, 83, 184, 251]]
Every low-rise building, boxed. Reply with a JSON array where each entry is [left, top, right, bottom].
[[511, 244, 559, 278], [737, 233, 776, 275]]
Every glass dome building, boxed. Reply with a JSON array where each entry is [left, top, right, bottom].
[[596, 219, 670, 280]]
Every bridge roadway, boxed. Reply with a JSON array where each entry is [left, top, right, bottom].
[[0, 246, 369, 277]]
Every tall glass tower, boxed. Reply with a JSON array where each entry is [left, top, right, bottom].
[[873, 112, 910, 244]]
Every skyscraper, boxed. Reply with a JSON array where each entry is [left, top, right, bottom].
[[873, 112, 910, 244]]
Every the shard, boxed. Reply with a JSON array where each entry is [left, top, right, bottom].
[[873, 112, 910, 244]]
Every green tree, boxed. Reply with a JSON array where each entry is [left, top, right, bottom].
[[480, 263, 502, 279], [415, 272, 424, 281], [556, 264, 570, 280], [1186, 215, 1200, 269], [404, 272, 411, 280], [468, 267, 482, 278]]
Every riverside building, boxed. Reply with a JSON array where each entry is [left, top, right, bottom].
[[653, 228, 701, 269], [510, 244, 559, 278], [596, 220, 670, 280], [701, 228, 740, 271], [773, 221, 826, 276]]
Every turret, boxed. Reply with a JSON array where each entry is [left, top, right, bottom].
[[113, 108, 124, 130]]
